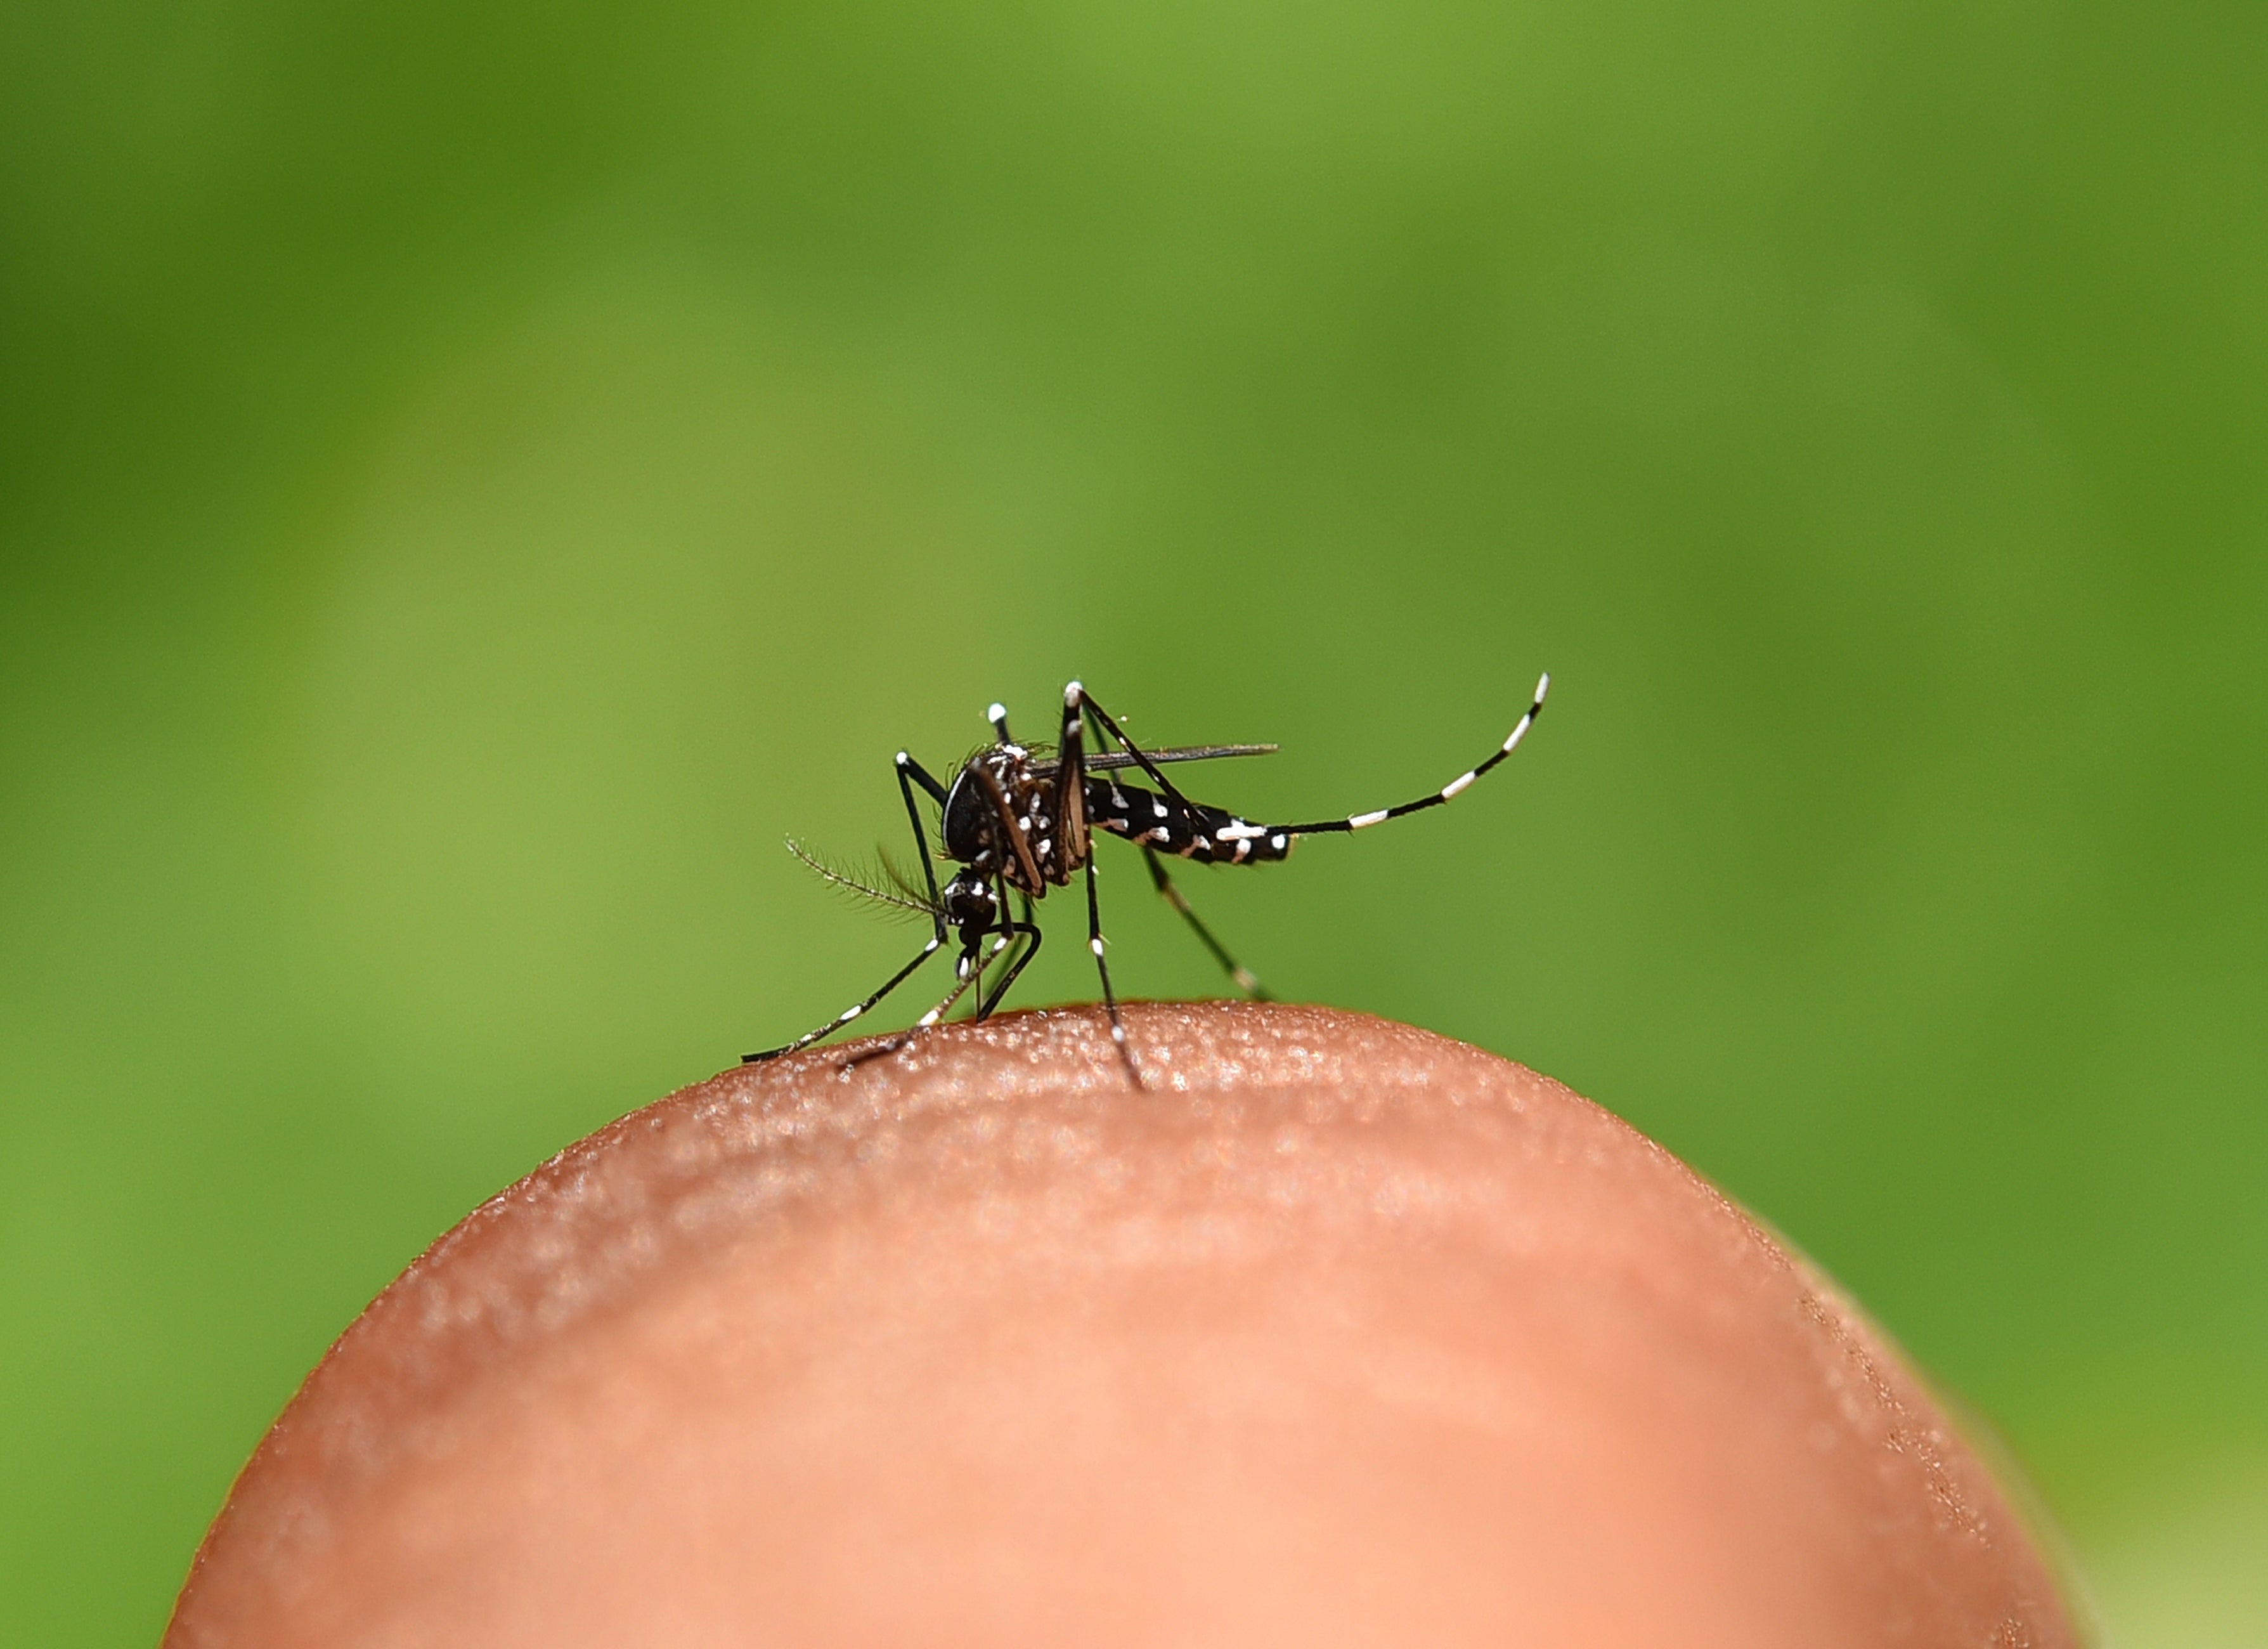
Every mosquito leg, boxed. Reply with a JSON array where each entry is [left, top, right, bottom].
[[894, 752, 950, 914], [743, 749, 956, 1063], [1050, 682, 1089, 885], [840, 877, 1036, 1067], [975, 920, 1044, 1018], [962, 875, 1023, 1020], [838, 942, 993, 1067], [966, 878, 1042, 1020], [1083, 855, 1141, 1086], [1271, 673, 1551, 838], [964, 917, 990, 1022], [849, 889, 1039, 1067], [742, 934, 945, 1062], [1143, 845, 1271, 1000], [969, 759, 1044, 891], [1067, 682, 1205, 832]]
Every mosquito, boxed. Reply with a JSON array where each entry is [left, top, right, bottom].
[[745, 674, 1550, 1083]]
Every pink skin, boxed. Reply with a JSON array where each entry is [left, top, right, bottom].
[[167, 1003, 2081, 1648]]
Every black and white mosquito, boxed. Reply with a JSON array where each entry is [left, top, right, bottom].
[[746, 674, 1550, 1082]]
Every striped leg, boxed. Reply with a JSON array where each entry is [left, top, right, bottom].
[[1085, 856, 1141, 1085], [836, 944, 990, 1069], [1051, 684, 1089, 882], [744, 748, 952, 1062], [1067, 681, 1205, 831], [839, 913, 1030, 1068], [742, 934, 944, 1062], [1143, 846, 1270, 999], [975, 920, 1044, 1018], [893, 751, 951, 898], [969, 876, 1038, 1019], [1273, 674, 1550, 838], [1057, 682, 1139, 1083], [914, 943, 990, 1030]]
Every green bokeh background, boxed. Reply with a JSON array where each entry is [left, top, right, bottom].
[[3, 1, 2263, 1641]]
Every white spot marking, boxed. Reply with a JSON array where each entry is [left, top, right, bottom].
[[1148, 828, 1172, 844], [1152, 798, 1169, 819], [1217, 821, 1267, 840], [896, 751, 911, 767], [836, 1006, 863, 1023], [1534, 672, 1551, 702], [1270, 834, 1288, 852], [1502, 719, 1531, 753], [1065, 681, 1084, 705], [1232, 838, 1250, 862], [1442, 770, 1477, 798], [1350, 809, 1390, 829], [987, 702, 1006, 725], [1089, 937, 1106, 957]]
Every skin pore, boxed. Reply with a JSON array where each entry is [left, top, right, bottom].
[[165, 1002, 2082, 1648]]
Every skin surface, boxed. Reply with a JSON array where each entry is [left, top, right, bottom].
[[167, 1002, 2081, 1648]]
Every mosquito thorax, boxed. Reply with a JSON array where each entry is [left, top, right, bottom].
[[940, 745, 1054, 877], [939, 771, 980, 861]]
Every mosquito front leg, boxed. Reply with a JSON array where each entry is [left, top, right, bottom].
[[841, 939, 992, 1068], [894, 751, 951, 912], [742, 934, 945, 1062], [975, 919, 1044, 1018], [744, 750, 956, 1063]]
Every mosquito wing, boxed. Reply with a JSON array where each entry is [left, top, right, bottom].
[[1030, 743, 1278, 778]]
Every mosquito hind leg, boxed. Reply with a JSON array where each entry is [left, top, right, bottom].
[[1143, 846, 1271, 1000], [1270, 674, 1550, 838]]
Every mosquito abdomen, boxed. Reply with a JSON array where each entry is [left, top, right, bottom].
[[1085, 779, 1292, 865]]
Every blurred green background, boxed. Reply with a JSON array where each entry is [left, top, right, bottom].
[[3, 0, 2262, 1641]]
